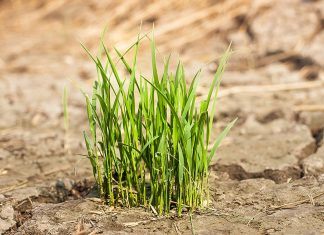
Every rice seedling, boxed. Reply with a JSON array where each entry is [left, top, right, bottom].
[[62, 86, 69, 132], [62, 85, 71, 153], [82, 32, 236, 216]]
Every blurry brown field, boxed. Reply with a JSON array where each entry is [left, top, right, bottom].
[[0, 0, 324, 234]]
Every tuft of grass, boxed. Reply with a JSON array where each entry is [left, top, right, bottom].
[[82, 32, 236, 215]]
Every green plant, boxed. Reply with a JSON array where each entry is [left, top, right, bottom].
[[82, 33, 236, 216], [62, 85, 70, 153], [62, 86, 69, 132]]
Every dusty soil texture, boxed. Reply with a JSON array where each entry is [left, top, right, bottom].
[[1, 0, 324, 234]]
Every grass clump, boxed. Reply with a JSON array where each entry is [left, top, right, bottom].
[[83, 33, 236, 215]]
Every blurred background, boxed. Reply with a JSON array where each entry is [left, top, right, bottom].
[[0, 0, 323, 198]]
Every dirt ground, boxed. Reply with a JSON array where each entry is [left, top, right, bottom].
[[1, 0, 324, 234]]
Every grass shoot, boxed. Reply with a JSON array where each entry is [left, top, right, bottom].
[[83, 33, 236, 215]]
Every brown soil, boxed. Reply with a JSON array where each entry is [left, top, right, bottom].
[[1, 0, 324, 234]]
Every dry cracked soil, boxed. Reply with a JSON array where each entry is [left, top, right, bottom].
[[0, 0, 324, 234]]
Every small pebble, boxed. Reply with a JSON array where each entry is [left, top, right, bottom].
[[56, 178, 74, 191]]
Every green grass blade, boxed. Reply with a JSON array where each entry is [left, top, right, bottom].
[[202, 45, 231, 113], [62, 86, 69, 131], [207, 118, 237, 165]]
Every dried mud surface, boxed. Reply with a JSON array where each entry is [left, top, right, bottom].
[[0, 0, 324, 234]]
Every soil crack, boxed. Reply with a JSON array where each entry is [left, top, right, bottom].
[[212, 164, 303, 183]]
